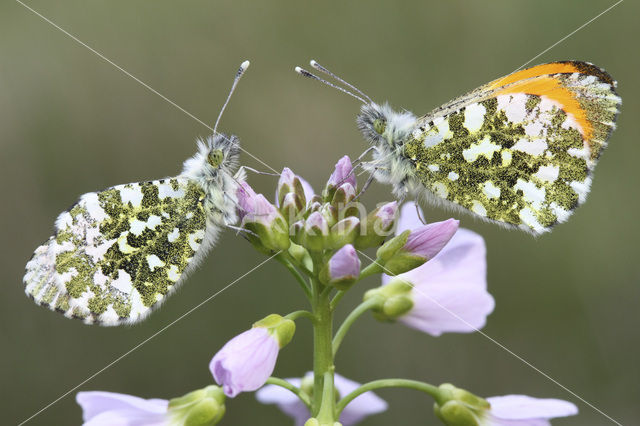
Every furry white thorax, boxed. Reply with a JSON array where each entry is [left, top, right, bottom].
[[357, 102, 418, 198], [174, 133, 244, 296]]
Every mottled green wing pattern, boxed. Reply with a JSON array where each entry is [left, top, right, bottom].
[[404, 71, 620, 233], [24, 178, 207, 325]]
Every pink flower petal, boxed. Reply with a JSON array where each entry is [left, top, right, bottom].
[[256, 372, 387, 426], [210, 327, 280, 397], [327, 156, 357, 189], [487, 395, 578, 421], [404, 218, 459, 260], [76, 391, 167, 426], [329, 245, 361, 280]]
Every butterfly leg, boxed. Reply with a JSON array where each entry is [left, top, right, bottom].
[[414, 201, 426, 225]]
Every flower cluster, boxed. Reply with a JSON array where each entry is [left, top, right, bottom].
[[75, 155, 579, 426]]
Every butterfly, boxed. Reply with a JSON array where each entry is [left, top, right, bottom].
[[296, 60, 621, 235], [24, 61, 250, 325]]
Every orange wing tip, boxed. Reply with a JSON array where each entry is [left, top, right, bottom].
[[490, 61, 616, 89]]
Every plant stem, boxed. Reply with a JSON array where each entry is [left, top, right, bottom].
[[285, 310, 315, 323], [265, 377, 312, 408], [335, 379, 440, 416], [277, 253, 312, 299], [332, 298, 379, 356], [329, 290, 346, 310], [359, 261, 383, 279], [311, 277, 335, 421]]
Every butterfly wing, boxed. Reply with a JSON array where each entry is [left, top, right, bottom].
[[405, 61, 621, 234], [24, 178, 209, 325]]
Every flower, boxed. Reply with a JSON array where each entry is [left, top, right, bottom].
[[77, 391, 168, 426], [484, 394, 578, 425], [375, 208, 459, 275], [256, 372, 387, 426], [321, 244, 361, 289], [327, 156, 356, 189], [366, 202, 494, 336], [240, 190, 290, 251], [276, 167, 315, 207], [356, 201, 398, 248], [434, 384, 578, 425], [236, 181, 259, 222], [76, 386, 227, 426], [210, 315, 295, 397]]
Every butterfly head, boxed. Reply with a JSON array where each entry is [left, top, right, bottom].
[[206, 133, 240, 171], [357, 102, 416, 148]]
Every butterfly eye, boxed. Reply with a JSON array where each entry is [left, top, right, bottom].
[[208, 149, 224, 168], [373, 119, 386, 135]]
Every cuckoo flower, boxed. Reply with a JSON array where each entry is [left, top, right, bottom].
[[321, 244, 361, 289], [77, 386, 227, 426], [256, 372, 387, 426], [210, 315, 295, 397], [366, 202, 494, 336], [434, 384, 578, 425]]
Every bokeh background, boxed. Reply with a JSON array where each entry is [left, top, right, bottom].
[[1, 1, 638, 424]]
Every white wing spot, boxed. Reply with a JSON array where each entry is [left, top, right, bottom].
[[120, 185, 144, 208], [146, 254, 165, 271], [471, 201, 487, 217], [514, 179, 545, 209], [534, 165, 560, 182], [168, 228, 180, 243], [427, 164, 440, 172], [483, 181, 501, 199], [463, 103, 486, 133], [447, 171, 459, 181], [512, 138, 547, 156], [462, 135, 500, 163]]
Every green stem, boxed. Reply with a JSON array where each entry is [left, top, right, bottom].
[[316, 370, 336, 423], [311, 278, 334, 419], [285, 310, 315, 322], [277, 254, 312, 299], [329, 290, 346, 311], [359, 261, 384, 279], [335, 379, 440, 416], [332, 298, 379, 356], [265, 377, 312, 408]]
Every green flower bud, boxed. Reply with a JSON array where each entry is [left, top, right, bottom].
[[299, 212, 330, 252], [329, 217, 360, 249], [277, 168, 308, 207], [280, 192, 305, 223], [364, 280, 414, 321], [167, 385, 226, 426], [254, 314, 296, 348], [321, 203, 339, 228], [355, 202, 398, 249], [433, 384, 490, 426]]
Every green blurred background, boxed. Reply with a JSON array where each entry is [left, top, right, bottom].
[[1, 1, 638, 424]]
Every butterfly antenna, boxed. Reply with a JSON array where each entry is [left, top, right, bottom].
[[295, 66, 368, 104], [213, 60, 250, 136], [310, 60, 373, 104]]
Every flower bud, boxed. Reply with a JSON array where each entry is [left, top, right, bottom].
[[323, 156, 356, 202], [355, 201, 398, 249], [433, 384, 489, 426], [320, 244, 361, 290], [331, 183, 357, 207], [375, 219, 458, 275], [210, 315, 295, 397], [304, 419, 342, 426], [277, 168, 308, 207], [320, 203, 339, 227], [364, 280, 414, 320], [299, 212, 330, 251], [329, 217, 360, 249], [241, 194, 290, 252], [254, 313, 296, 348], [280, 192, 304, 223], [167, 385, 226, 426], [236, 181, 259, 222]]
